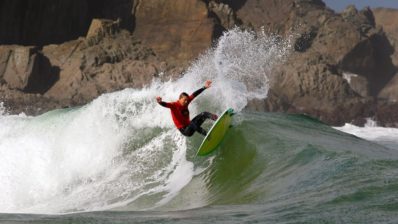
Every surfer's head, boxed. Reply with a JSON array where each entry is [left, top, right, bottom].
[[178, 92, 189, 106]]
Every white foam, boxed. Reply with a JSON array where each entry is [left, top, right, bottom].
[[335, 121, 398, 150], [0, 28, 291, 214], [342, 72, 358, 84]]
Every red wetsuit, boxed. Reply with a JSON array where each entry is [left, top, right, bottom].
[[158, 87, 206, 129]]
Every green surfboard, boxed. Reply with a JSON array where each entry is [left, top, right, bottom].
[[196, 108, 234, 156]]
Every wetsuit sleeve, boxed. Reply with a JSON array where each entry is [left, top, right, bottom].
[[158, 101, 173, 108], [189, 87, 206, 100]]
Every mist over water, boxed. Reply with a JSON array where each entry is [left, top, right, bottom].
[[0, 28, 292, 214]]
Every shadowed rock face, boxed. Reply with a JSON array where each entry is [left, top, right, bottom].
[[0, 0, 133, 46], [373, 8, 398, 101], [0, 46, 59, 94]]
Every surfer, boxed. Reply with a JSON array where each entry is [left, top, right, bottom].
[[156, 80, 218, 137]]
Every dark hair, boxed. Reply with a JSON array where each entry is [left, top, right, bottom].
[[179, 92, 189, 99]]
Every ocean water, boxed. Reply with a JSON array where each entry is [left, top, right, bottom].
[[0, 29, 398, 223]]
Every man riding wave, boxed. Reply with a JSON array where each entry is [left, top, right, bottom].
[[156, 80, 218, 137]]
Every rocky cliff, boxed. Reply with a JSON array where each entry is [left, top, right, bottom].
[[0, 0, 133, 46], [373, 8, 398, 100], [239, 2, 397, 126], [1, 0, 398, 127], [132, 0, 218, 65], [371, 8, 398, 126]]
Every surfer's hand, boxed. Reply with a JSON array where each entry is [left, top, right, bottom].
[[205, 80, 212, 89], [156, 96, 162, 103]]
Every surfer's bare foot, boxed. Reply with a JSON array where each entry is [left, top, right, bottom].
[[211, 114, 218, 121]]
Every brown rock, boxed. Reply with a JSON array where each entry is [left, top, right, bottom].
[[92, 60, 158, 91], [373, 8, 398, 56], [236, 0, 296, 34], [1, 46, 59, 93], [237, 1, 393, 125], [375, 102, 398, 127], [41, 27, 167, 104], [0, 25, 167, 114], [208, 1, 239, 29], [86, 18, 121, 46], [2, 46, 36, 90], [341, 5, 375, 28], [0, 46, 12, 82], [378, 75, 398, 102], [270, 60, 361, 122], [132, 0, 216, 65], [373, 8, 398, 102]]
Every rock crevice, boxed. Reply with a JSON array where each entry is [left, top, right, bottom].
[[1, 0, 398, 126]]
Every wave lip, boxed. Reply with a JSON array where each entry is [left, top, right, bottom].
[[0, 28, 291, 214]]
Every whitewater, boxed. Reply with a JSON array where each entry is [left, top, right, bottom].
[[0, 28, 397, 223], [336, 119, 398, 151]]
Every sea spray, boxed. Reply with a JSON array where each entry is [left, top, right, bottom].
[[181, 27, 292, 112], [0, 28, 291, 214]]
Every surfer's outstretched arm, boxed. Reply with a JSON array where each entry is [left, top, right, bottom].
[[156, 96, 172, 108], [189, 80, 212, 100]]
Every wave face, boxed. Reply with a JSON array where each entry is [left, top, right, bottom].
[[0, 28, 291, 214], [1, 28, 398, 223]]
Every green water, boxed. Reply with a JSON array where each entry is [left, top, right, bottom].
[[2, 112, 398, 223]]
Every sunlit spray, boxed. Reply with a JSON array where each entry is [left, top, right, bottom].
[[0, 28, 291, 214]]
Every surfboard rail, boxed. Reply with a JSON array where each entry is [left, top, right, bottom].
[[196, 108, 234, 156]]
